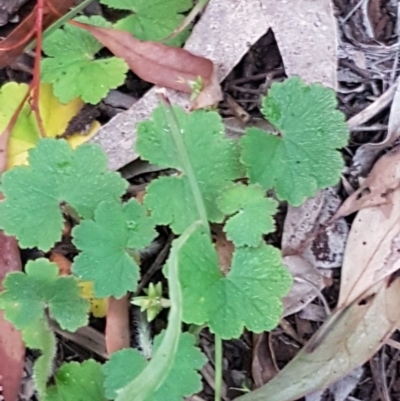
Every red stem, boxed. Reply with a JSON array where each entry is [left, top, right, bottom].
[[30, 0, 46, 138]]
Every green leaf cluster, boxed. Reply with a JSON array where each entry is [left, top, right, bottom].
[[0, 77, 349, 400], [136, 101, 294, 339], [0, 138, 127, 250]]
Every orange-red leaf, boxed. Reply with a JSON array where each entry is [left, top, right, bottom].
[[0, 234, 24, 401], [0, 0, 76, 68]]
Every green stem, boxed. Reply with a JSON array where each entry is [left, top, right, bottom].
[[25, 0, 96, 52], [162, 0, 210, 43], [214, 334, 223, 401], [158, 94, 210, 235], [116, 221, 201, 401]]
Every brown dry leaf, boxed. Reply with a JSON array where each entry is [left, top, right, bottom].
[[334, 147, 400, 220], [281, 188, 345, 316], [105, 296, 130, 354], [213, 224, 234, 275], [252, 333, 278, 388], [0, 233, 24, 401], [305, 367, 363, 401], [0, 0, 76, 68], [282, 188, 348, 269], [71, 21, 221, 109], [236, 276, 400, 401], [338, 187, 400, 307], [282, 256, 331, 317], [49, 251, 72, 275]]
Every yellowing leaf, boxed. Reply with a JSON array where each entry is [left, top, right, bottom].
[[0, 82, 100, 169], [79, 281, 108, 318]]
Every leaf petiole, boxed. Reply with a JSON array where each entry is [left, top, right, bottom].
[[157, 92, 210, 235]]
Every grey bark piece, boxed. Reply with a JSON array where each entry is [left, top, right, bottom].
[[262, 0, 337, 90], [89, 0, 270, 171]]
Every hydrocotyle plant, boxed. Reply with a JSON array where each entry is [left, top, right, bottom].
[[0, 76, 349, 400]]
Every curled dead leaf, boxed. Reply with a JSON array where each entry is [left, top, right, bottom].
[[282, 256, 331, 317], [236, 276, 400, 401], [252, 333, 278, 388], [338, 186, 400, 307], [70, 21, 222, 109], [334, 147, 400, 219]]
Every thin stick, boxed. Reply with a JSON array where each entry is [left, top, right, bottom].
[[30, 0, 46, 137], [340, 0, 368, 24], [347, 81, 398, 129]]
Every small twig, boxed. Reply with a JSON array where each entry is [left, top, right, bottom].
[[340, 0, 369, 24], [389, 2, 400, 85], [347, 80, 398, 130], [351, 124, 388, 132], [201, 363, 229, 401], [135, 233, 174, 295], [229, 70, 284, 86], [50, 321, 107, 359], [339, 59, 370, 79], [228, 85, 264, 95]]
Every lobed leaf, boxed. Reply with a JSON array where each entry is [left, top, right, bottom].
[[217, 183, 278, 247], [101, 0, 193, 46], [0, 259, 89, 332], [0, 138, 127, 251], [72, 199, 157, 298], [240, 77, 349, 206], [47, 360, 106, 401], [41, 16, 128, 104], [103, 332, 206, 401], [173, 229, 292, 339], [137, 105, 243, 233]]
